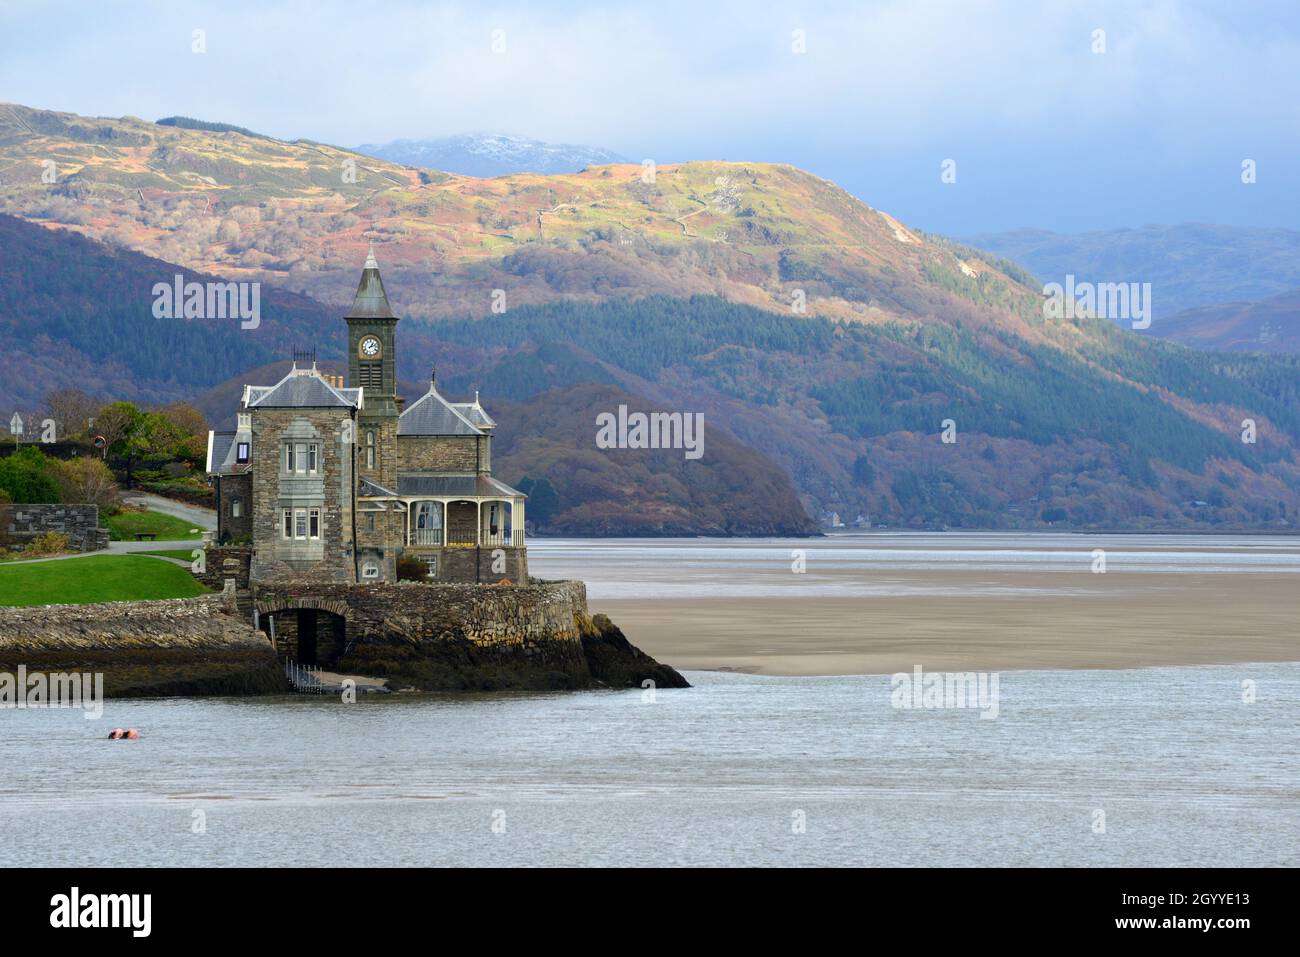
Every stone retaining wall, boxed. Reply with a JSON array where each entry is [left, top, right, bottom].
[[250, 578, 685, 691], [196, 545, 253, 591], [0, 591, 283, 697], [0, 503, 109, 552]]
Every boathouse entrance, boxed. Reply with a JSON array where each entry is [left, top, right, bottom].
[[254, 597, 349, 669]]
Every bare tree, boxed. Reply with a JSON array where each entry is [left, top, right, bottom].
[[44, 389, 99, 440]]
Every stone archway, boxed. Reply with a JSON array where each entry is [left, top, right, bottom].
[[255, 596, 350, 668]]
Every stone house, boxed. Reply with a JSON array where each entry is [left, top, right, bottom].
[[206, 247, 527, 584]]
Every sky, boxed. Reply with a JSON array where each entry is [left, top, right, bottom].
[[2, 0, 1298, 236]]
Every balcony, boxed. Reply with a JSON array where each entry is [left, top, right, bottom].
[[409, 528, 442, 546]]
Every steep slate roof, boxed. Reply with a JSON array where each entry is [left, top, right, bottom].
[[207, 427, 252, 474], [359, 477, 398, 497], [207, 430, 236, 473], [347, 243, 397, 319], [398, 384, 483, 436], [245, 367, 362, 409], [396, 475, 525, 498], [451, 400, 495, 430]]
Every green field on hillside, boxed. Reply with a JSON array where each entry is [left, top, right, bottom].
[[0, 555, 209, 607]]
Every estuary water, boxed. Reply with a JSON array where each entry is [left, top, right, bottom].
[[2, 664, 1297, 867], [1, 534, 1297, 867]]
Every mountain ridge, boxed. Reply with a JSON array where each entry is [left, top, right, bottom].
[[3, 102, 1300, 530], [354, 132, 629, 177]]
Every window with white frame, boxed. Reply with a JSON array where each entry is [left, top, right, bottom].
[[284, 442, 320, 474], [362, 561, 379, 579], [231, 497, 242, 518], [424, 557, 438, 578], [282, 507, 321, 540], [365, 430, 375, 469]]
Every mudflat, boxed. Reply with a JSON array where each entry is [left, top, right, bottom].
[[596, 570, 1300, 674]]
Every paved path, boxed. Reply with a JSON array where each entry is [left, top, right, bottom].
[[2, 539, 205, 566], [122, 492, 217, 531]]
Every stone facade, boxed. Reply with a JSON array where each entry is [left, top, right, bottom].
[[214, 472, 253, 542], [0, 503, 109, 552], [248, 407, 357, 583], [392, 434, 482, 473], [195, 544, 252, 591]]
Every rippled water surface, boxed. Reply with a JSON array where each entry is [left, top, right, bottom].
[[3, 664, 1296, 866]]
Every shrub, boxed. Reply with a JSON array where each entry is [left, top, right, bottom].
[[24, 532, 71, 557], [50, 456, 119, 507], [0, 447, 60, 503], [396, 557, 428, 582]]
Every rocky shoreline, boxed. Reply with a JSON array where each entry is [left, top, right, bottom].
[[0, 582, 688, 697]]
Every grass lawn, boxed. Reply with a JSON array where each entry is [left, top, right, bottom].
[[102, 509, 204, 541], [0, 555, 210, 607]]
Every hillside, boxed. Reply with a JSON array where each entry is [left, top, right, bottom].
[[189, 365, 817, 536], [3, 102, 1300, 531], [1158, 289, 1300, 354], [0, 103, 1040, 327], [492, 383, 815, 536], [424, 296, 1300, 530], [0, 213, 340, 410], [964, 224, 1300, 322]]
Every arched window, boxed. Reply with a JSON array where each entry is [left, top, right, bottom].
[[231, 497, 242, 518], [416, 502, 442, 530], [365, 430, 375, 469]]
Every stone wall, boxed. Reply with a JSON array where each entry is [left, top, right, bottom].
[[393, 434, 480, 473], [195, 545, 252, 591], [0, 591, 283, 697], [0, 504, 109, 552], [253, 578, 595, 689], [214, 472, 253, 542], [358, 415, 398, 493], [250, 408, 356, 583]]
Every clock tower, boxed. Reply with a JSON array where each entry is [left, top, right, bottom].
[[346, 243, 400, 488]]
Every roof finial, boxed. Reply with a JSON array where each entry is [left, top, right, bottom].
[[430, 365, 437, 388], [364, 240, 378, 271]]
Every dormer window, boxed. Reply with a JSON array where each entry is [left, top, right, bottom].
[[236, 441, 250, 463]]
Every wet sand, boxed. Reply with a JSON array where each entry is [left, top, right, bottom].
[[593, 570, 1300, 674]]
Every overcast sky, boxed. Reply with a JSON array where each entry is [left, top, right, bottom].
[[3, 0, 1297, 235]]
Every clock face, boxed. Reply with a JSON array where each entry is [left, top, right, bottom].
[[358, 335, 382, 359]]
